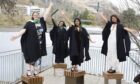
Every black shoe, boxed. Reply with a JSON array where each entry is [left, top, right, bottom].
[[134, 74, 140, 83], [107, 69, 116, 73], [33, 70, 38, 76], [85, 57, 91, 61]]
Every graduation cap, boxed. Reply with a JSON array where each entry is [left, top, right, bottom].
[[51, 9, 59, 16]]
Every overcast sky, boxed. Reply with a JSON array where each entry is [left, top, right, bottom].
[[108, 0, 140, 14], [108, 0, 119, 6]]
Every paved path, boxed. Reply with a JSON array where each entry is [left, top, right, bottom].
[[38, 68, 130, 84]]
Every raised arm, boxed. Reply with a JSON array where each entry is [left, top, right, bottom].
[[11, 29, 26, 41], [42, 2, 53, 21], [124, 27, 138, 33], [99, 12, 108, 23], [52, 17, 57, 27], [60, 10, 73, 26]]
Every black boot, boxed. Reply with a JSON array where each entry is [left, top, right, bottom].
[[107, 68, 116, 73], [134, 74, 140, 83]]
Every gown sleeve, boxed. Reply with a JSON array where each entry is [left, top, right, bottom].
[[52, 18, 57, 27], [66, 25, 74, 41], [102, 21, 111, 41], [23, 21, 30, 29], [122, 25, 131, 56], [50, 18, 58, 45], [82, 28, 91, 61], [40, 17, 47, 32]]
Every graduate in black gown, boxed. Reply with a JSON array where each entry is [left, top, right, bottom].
[[99, 13, 136, 73], [67, 18, 91, 71], [11, 3, 53, 76], [50, 17, 69, 63]]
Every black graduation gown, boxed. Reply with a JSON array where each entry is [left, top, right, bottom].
[[50, 18, 69, 63], [67, 26, 91, 65], [101, 21, 131, 62], [21, 17, 47, 63]]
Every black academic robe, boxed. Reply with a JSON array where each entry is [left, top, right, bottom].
[[50, 19, 69, 63], [67, 26, 91, 65], [21, 17, 47, 63], [101, 21, 131, 62]]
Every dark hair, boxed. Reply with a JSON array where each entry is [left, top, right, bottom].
[[31, 12, 39, 20], [58, 21, 66, 27], [110, 15, 120, 23], [74, 18, 81, 27]]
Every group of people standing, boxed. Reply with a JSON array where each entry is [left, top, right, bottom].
[[50, 16, 92, 71], [11, 2, 136, 77]]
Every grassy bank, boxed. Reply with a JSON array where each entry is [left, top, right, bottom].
[[0, 14, 30, 28]]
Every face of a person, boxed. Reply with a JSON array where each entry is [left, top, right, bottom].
[[32, 12, 39, 20], [59, 21, 64, 27], [75, 19, 80, 27], [111, 16, 117, 23]]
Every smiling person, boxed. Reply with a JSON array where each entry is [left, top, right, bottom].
[[11, 2, 53, 76], [66, 18, 91, 72], [100, 13, 131, 73], [60, 10, 92, 71]]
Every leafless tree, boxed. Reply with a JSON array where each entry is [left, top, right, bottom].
[[0, 0, 17, 15], [119, 0, 140, 75]]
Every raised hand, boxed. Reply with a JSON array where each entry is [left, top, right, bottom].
[[99, 12, 108, 23], [60, 10, 73, 26], [43, 1, 53, 21], [10, 35, 17, 41], [10, 29, 26, 41], [49, 2, 53, 7]]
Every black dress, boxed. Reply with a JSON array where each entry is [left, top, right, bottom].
[[21, 17, 47, 64], [67, 26, 91, 66], [50, 19, 69, 63]]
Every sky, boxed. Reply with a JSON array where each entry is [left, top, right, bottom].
[[108, 0, 140, 14], [44, 0, 139, 14], [108, 0, 119, 6]]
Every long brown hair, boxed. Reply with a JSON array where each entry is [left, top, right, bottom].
[[58, 21, 66, 27], [74, 18, 81, 27], [110, 15, 120, 23]]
